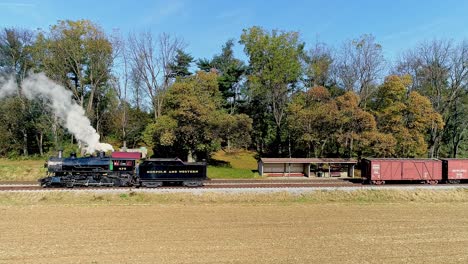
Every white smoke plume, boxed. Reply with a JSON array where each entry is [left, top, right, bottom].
[[0, 73, 114, 153], [0, 75, 17, 98]]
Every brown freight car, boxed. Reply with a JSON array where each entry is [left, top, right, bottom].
[[362, 158, 442, 185], [440, 159, 468, 184]]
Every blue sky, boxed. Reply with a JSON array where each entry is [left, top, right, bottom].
[[1, 0, 467, 63]]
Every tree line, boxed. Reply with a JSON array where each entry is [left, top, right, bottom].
[[0, 20, 466, 160]]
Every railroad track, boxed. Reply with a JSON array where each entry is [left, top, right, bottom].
[[0, 178, 354, 191], [0, 183, 356, 191], [0, 178, 358, 185], [0, 179, 466, 192]]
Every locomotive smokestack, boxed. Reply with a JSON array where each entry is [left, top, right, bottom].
[[99, 151, 105, 158], [58, 150, 63, 159]]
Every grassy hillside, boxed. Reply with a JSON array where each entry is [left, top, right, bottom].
[[211, 150, 258, 170], [0, 159, 46, 181], [208, 150, 260, 179]]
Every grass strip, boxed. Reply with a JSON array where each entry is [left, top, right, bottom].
[[0, 188, 467, 206], [207, 166, 260, 179]]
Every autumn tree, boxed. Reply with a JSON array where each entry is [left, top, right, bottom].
[[333, 92, 377, 157], [31, 19, 117, 150], [395, 39, 467, 157], [215, 113, 252, 150], [335, 34, 385, 108], [197, 39, 247, 113], [0, 28, 35, 82], [107, 32, 150, 149], [240, 26, 304, 155], [104, 100, 150, 149], [143, 71, 252, 161], [442, 91, 468, 157], [108, 32, 130, 148], [35, 20, 113, 114], [128, 32, 185, 120], [372, 75, 444, 157], [0, 27, 42, 156], [287, 86, 335, 157], [287, 87, 390, 158], [303, 42, 334, 88]]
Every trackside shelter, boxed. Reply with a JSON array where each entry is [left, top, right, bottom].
[[258, 158, 357, 177]]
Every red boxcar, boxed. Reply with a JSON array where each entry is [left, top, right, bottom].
[[441, 159, 468, 184], [362, 158, 442, 184]]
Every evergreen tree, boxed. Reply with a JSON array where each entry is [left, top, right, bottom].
[[168, 49, 194, 78], [197, 39, 246, 112]]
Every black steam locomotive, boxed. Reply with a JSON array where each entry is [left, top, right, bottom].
[[39, 151, 207, 188]]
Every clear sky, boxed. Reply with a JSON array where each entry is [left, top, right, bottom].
[[1, 0, 467, 63]]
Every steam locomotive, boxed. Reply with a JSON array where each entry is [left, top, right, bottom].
[[39, 151, 207, 188]]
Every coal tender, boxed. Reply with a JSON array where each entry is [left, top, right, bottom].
[[138, 158, 207, 187]]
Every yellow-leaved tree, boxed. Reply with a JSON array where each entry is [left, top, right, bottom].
[[143, 71, 252, 161], [372, 75, 443, 157]]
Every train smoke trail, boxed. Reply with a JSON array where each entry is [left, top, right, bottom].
[[0, 73, 114, 153], [0, 75, 16, 98]]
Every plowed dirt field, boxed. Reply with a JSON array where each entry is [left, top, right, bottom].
[[1, 202, 467, 263]]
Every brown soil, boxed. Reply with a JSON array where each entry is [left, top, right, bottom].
[[0, 203, 467, 264]]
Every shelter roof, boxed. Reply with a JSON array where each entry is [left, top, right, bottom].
[[260, 158, 357, 164]]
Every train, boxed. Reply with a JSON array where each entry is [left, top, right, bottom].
[[39, 151, 208, 188], [40, 151, 468, 188], [361, 158, 468, 185]]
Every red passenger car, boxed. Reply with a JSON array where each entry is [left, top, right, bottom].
[[362, 158, 442, 185], [441, 159, 468, 184]]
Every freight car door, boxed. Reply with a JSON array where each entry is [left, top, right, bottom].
[[402, 161, 422, 180], [421, 162, 433, 180], [377, 161, 402, 181], [418, 161, 442, 181], [389, 161, 402, 181]]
